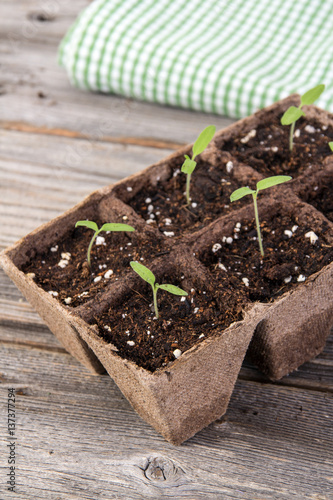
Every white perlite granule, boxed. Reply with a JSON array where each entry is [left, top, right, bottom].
[[104, 270, 113, 279], [240, 129, 256, 143], [58, 251, 71, 268], [173, 349, 182, 359], [58, 259, 69, 268], [212, 243, 222, 253], [305, 125, 316, 134], [226, 161, 233, 173], [96, 236, 105, 245], [242, 277, 249, 287], [305, 231, 318, 244]]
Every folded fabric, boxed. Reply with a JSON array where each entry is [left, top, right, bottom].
[[58, 0, 333, 118]]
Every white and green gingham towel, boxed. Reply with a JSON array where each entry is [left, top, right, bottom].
[[58, 0, 333, 119]]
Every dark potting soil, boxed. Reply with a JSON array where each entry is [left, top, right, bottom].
[[299, 176, 333, 222], [94, 277, 246, 372], [200, 211, 333, 303], [124, 158, 251, 237], [220, 117, 333, 177], [21, 222, 165, 308]]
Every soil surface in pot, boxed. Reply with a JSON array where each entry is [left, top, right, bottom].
[[21, 222, 165, 308], [220, 116, 333, 177], [122, 158, 251, 237], [299, 176, 333, 222], [200, 211, 333, 302], [93, 277, 246, 372]]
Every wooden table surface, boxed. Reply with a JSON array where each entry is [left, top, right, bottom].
[[1, 2, 332, 499]]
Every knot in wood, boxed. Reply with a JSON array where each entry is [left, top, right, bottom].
[[144, 456, 184, 484], [28, 11, 56, 22]]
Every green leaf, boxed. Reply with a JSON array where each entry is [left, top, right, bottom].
[[281, 106, 305, 125], [257, 175, 292, 192], [100, 223, 135, 232], [329, 141, 333, 151], [130, 261, 155, 286], [300, 84, 325, 106], [75, 220, 98, 232], [181, 157, 197, 175], [230, 186, 255, 202], [158, 284, 188, 296], [192, 125, 216, 158]]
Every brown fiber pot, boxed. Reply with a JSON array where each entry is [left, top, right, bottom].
[[1, 95, 332, 443]]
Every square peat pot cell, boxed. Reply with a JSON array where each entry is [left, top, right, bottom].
[[190, 192, 333, 381], [111, 134, 261, 239], [73, 253, 264, 445], [214, 94, 333, 179], [0, 187, 165, 374]]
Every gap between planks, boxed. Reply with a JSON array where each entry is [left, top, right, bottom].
[[0, 121, 185, 150]]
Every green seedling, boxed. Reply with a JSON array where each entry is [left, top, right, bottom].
[[329, 142, 333, 152], [230, 175, 292, 258], [281, 84, 325, 151], [75, 220, 135, 267], [130, 261, 188, 320], [181, 125, 216, 205]]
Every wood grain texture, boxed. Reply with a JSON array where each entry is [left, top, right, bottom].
[[0, 345, 332, 500], [0, 2, 332, 499], [0, 129, 173, 247]]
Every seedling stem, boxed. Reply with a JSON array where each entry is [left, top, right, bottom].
[[230, 175, 292, 258], [252, 191, 264, 258], [181, 125, 216, 205]]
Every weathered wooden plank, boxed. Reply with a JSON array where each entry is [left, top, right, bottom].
[[0, 0, 90, 45], [0, 39, 234, 144], [0, 129, 173, 247], [0, 344, 332, 500]]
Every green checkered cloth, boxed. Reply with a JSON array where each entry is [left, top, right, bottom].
[[58, 0, 333, 119]]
